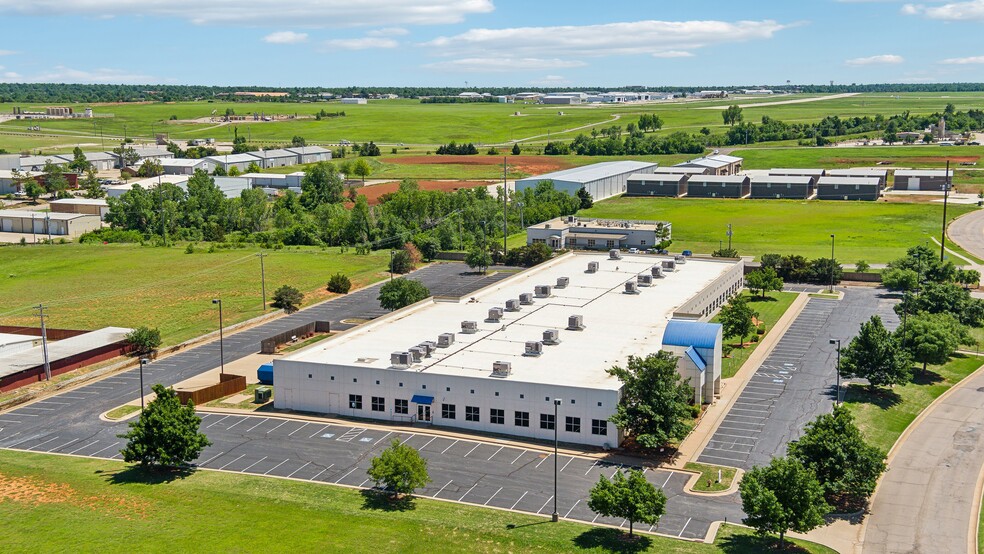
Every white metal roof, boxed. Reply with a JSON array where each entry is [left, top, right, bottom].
[[284, 253, 737, 389], [768, 168, 825, 176], [0, 209, 100, 221], [251, 149, 296, 159], [827, 168, 888, 177], [817, 177, 882, 186], [0, 327, 132, 379], [49, 198, 109, 206], [516, 161, 658, 185], [751, 175, 815, 185], [206, 153, 261, 165], [627, 172, 686, 182], [160, 158, 211, 167], [894, 169, 952, 177], [286, 146, 332, 155], [688, 175, 749, 184]]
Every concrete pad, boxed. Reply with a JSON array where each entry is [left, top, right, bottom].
[[172, 351, 274, 391]]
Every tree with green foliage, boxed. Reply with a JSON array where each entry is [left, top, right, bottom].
[[118, 384, 212, 469], [367, 439, 431, 497], [81, 168, 105, 199], [291, 135, 306, 147], [956, 268, 981, 289], [576, 187, 593, 210], [227, 165, 241, 177], [897, 281, 984, 327], [113, 145, 140, 166], [807, 257, 843, 287], [740, 457, 831, 549], [745, 267, 784, 299], [637, 113, 664, 133], [882, 268, 919, 292], [246, 161, 262, 174], [855, 260, 870, 274], [839, 315, 912, 389], [212, 164, 227, 176], [352, 158, 372, 184], [413, 235, 441, 261], [300, 161, 345, 208], [327, 273, 352, 294], [588, 469, 667, 537], [68, 146, 92, 173], [900, 313, 967, 373], [712, 247, 740, 258], [271, 285, 304, 314], [787, 406, 887, 504], [378, 278, 430, 310], [511, 143, 521, 155], [360, 141, 381, 156], [41, 160, 69, 198], [465, 246, 493, 274], [606, 351, 694, 449], [137, 158, 163, 178], [390, 249, 413, 274], [719, 295, 757, 347], [722, 104, 743, 126], [125, 326, 162, 355], [23, 178, 44, 202]]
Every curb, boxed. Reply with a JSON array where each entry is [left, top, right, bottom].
[[683, 467, 745, 497]]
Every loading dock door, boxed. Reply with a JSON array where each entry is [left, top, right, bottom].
[[1, 218, 11, 232]]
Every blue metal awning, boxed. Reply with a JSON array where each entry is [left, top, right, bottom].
[[410, 395, 433, 405]]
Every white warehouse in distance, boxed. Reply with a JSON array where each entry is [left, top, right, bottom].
[[514, 161, 658, 202], [273, 252, 741, 448]]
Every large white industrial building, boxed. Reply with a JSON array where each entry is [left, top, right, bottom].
[[514, 161, 658, 202], [273, 252, 740, 447]]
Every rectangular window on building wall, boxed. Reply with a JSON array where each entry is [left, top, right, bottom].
[[514, 411, 529, 427], [587, 239, 595, 247], [565, 416, 581, 433], [465, 406, 480, 422], [442, 403, 456, 419], [606, 240, 615, 248], [349, 394, 362, 410], [371, 396, 385, 412], [591, 419, 608, 436], [394, 399, 408, 414], [540, 413, 555, 430], [490, 408, 505, 425]]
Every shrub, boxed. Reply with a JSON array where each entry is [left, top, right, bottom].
[[271, 285, 304, 314], [757, 324, 767, 335], [125, 326, 162, 354], [185, 243, 196, 254], [751, 335, 760, 343], [327, 273, 352, 294], [79, 228, 144, 244]]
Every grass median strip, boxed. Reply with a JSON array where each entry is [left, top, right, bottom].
[[104, 405, 140, 421], [684, 462, 738, 493], [713, 291, 799, 379]]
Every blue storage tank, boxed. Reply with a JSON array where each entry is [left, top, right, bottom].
[[257, 363, 274, 385]]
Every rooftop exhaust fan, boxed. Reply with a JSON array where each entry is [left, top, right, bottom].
[[674, 254, 687, 264], [609, 249, 622, 260], [587, 261, 599, 273], [505, 299, 521, 312], [534, 285, 552, 298], [519, 292, 534, 305], [487, 307, 504, 322], [637, 274, 653, 287], [651, 266, 665, 278], [556, 277, 569, 288], [524, 341, 544, 357], [661, 259, 676, 271], [461, 321, 479, 334], [568, 314, 585, 331], [408, 347, 425, 363], [624, 281, 640, 294]]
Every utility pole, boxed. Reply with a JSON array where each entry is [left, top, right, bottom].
[[258, 252, 267, 311], [37, 304, 51, 381], [503, 157, 508, 255], [727, 223, 733, 251], [941, 160, 951, 262]]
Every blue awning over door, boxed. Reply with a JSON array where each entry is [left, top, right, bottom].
[[410, 395, 433, 405]]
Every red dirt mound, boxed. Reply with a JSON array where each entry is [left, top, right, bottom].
[[388, 155, 573, 175], [357, 180, 492, 205]]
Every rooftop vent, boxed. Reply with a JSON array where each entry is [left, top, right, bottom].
[[624, 281, 640, 294], [519, 292, 534, 305], [437, 333, 456, 348], [408, 347, 425, 363], [610, 249, 622, 260], [418, 342, 436, 357], [543, 329, 561, 345], [587, 261, 599, 273], [556, 276, 569, 288], [661, 259, 676, 271], [505, 299, 521, 312], [524, 341, 544, 357], [534, 285, 552, 298], [391, 351, 412, 369], [492, 360, 512, 377], [674, 254, 687, 264], [461, 320, 479, 334], [638, 274, 653, 287], [568, 314, 585, 331], [487, 307, 504, 322], [651, 265, 665, 278]]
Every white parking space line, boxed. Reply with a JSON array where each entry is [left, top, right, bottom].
[[662, 473, 672, 488], [463, 443, 481, 458], [699, 454, 746, 465], [510, 491, 528, 510], [678, 517, 692, 537], [51, 437, 83, 452], [309, 425, 331, 439], [419, 436, 437, 450], [374, 431, 393, 445], [0, 419, 23, 424], [67, 440, 99, 455], [434, 480, 453, 497], [36, 401, 70, 405], [487, 446, 504, 461], [535, 454, 551, 469], [198, 451, 225, 466], [26, 436, 60, 450], [560, 457, 575, 472], [310, 465, 332, 481], [206, 415, 230, 428], [287, 422, 310, 437], [458, 484, 477, 502], [484, 487, 503, 506], [713, 432, 757, 440], [441, 440, 458, 454], [245, 418, 269, 433], [537, 496, 554, 514], [90, 442, 121, 457], [397, 432, 414, 445], [511, 450, 527, 464], [241, 457, 268, 473], [359, 479, 370, 487], [265, 420, 289, 434], [564, 499, 581, 518], [264, 459, 290, 475], [287, 461, 310, 478], [218, 454, 246, 470], [334, 467, 358, 484], [19, 406, 55, 411], [227, 418, 247, 431]]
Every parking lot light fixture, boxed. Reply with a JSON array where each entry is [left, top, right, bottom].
[[829, 338, 841, 405], [552, 398, 561, 522], [212, 299, 225, 376]]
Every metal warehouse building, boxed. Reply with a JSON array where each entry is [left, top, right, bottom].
[[685, 175, 750, 198], [893, 169, 952, 191], [749, 175, 816, 199], [826, 168, 888, 189], [816, 176, 881, 201], [625, 173, 688, 197], [514, 161, 658, 202], [0, 210, 102, 237], [49, 198, 110, 220], [768, 168, 826, 180], [272, 252, 741, 447], [526, 216, 671, 250]]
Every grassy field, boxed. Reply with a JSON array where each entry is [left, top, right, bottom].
[[0, 243, 389, 346], [580, 197, 976, 263], [712, 291, 799, 379], [842, 354, 984, 453], [733, 145, 984, 170], [684, 462, 737, 493], [0, 450, 835, 553]]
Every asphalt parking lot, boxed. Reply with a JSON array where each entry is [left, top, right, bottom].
[[3, 412, 743, 539]]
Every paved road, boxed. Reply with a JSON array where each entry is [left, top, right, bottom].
[[864, 363, 984, 554], [948, 209, 984, 261], [697, 288, 899, 470]]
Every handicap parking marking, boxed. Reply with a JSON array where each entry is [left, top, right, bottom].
[[358, 437, 374, 443], [335, 428, 367, 442], [321, 433, 336, 439]]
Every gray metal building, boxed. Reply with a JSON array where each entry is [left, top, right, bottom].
[[749, 175, 816, 199], [625, 173, 688, 197], [816, 176, 881, 201], [685, 175, 750, 198], [206, 153, 262, 173], [827, 168, 888, 188], [285, 146, 332, 164], [526, 216, 671, 251], [250, 149, 299, 169], [768, 168, 826, 180], [893, 169, 952, 191], [515, 161, 658, 202]]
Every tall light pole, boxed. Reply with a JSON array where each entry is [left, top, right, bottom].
[[828, 339, 842, 405], [212, 299, 225, 376], [726, 223, 733, 251], [139, 357, 148, 411], [552, 398, 561, 522], [389, 250, 396, 281], [940, 160, 951, 263], [828, 234, 836, 294], [258, 252, 267, 311]]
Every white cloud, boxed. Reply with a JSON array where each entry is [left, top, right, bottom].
[[0, 71, 20, 81], [324, 37, 398, 50], [0, 0, 494, 27], [903, 0, 984, 19], [530, 75, 569, 86], [845, 54, 905, 66], [0, 50, 14, 56], [424, 19, 789, 58], [12, 66, 156, 84], [423, 57, 587, 72], [367, 27, 409, 37], [942, 55, 984, 63], [651, 51, 695, 58], [263, 31, 308, 44]]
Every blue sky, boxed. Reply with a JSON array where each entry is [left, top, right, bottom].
[[0, 0, 983, 86]]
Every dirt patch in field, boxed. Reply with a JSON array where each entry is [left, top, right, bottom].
[[832, 156, 979, 165], [0, 471, 151, 519], [357, 180, 493, 205], [388, 155, 573, 175]]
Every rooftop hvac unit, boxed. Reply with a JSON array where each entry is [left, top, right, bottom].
[[542, 329, 561, 345], [417, 342, 436, 357], [609, 249, 622, 260], [567, 216, 576, 224], [651, 265, 665, 278], [624, 281, 640, 294], [408, 347, 425, 363], [525, 341, 544, 356], [519, 292, 534, 305], [587, 261, 599, 273], [487, 307, 504, 322], [505, 299, 521, 312], [568, 314, 585, 331], [534, 285, 552, 298], [492, 360, 512, 377], [638, 274, 653, 287], [391, 351, 412, 369], [674, 254, 687, 264], [556, 276, 569, 289], [461, 320, 479, 334], [661, 259, 676, 271], [437, 333, 456, 347]]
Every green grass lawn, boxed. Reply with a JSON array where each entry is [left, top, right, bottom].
[[842, 354, 984, 453], [0, 450, 835, 553], [0, 243, 389, 346], [580, 197, 975, 263], [684, 462, 738, 493], [712, 291, 799, 379], [733, 144, 984, 171], [104, 404, 140, 420]]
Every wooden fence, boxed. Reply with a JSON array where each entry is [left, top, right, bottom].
[[177, 373, 246, 406], [260, 321, 330, 354]]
